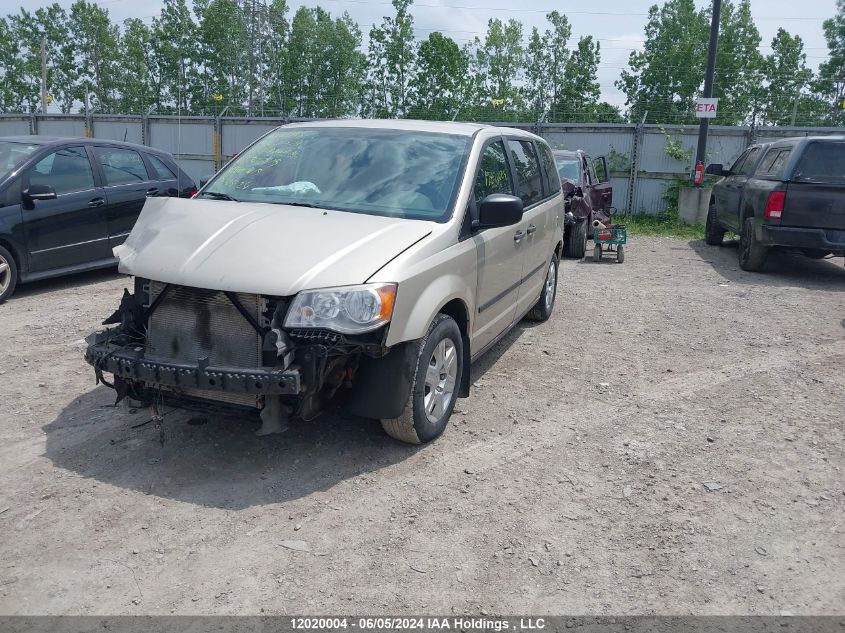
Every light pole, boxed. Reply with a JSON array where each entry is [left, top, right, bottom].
[[694, 0, 722, 178]]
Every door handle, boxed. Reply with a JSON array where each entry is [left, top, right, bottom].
[[88, 197, 105, 208], [514, 230, 525, 243], [146, 187, 159, 196], [526, 224, 537, 235]]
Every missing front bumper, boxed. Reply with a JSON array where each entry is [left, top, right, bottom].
[[85, 334, 301, 396]]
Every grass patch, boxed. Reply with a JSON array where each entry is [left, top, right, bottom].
[[615, 212, 704, 240]]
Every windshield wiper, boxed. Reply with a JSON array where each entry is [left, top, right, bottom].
[[270, 201, 319, 208], [201, 191, 240, 202]]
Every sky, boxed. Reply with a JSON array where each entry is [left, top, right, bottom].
[[12, 0, 839, 108]]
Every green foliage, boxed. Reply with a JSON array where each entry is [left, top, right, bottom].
[[622, 212, 704, 240], [366, 0, 416, 118], [408, 32, 468, 120], [661, 129, 692, 163], [815, 0, 845, 126], [606, 147, 631, 172]]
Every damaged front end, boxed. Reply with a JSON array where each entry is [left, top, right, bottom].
[[85, 278, 398, 433]]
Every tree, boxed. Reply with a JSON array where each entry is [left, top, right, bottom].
[[757, 29, 821, 126], [815, 0, 845, 126], [69, 0, 121, 112], [473, 18, 524, 118], [366, 0, 415, 118], [558, 36, 602, 122], [0, 16, 24, 112], [151, 0, 198, 113], [117, 18, 156, 114], [617, 0, 708, 124], [193, 0, 247, 115], [264, 0, 290, 116], [711, 0, 762, 125], [408, 32, 469, 120]]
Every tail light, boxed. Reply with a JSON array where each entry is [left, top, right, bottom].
[[764, 191, 785, 219]]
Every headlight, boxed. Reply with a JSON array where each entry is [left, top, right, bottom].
[[284, 283, 397, 334]]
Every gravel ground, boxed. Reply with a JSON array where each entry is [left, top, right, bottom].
[[0, 237, 843, 616]]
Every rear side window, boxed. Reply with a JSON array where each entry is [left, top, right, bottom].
[[756, 148, 791, 178], [28, 146, 95, 194], [507, 140, 543, 206], [147, 154, 177, 180], [95, 147, 150, 185], [793, 142, 845, 184], [473, 140, 513, 204], [537, 143, 561, 195]]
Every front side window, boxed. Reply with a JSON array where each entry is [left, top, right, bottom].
[[28, 146, 95, 195], [733, 147, 762, 176], [95, 147, 150, 185], [473, 140, 513, 204], [554, 156, 580, 184], [203, 127, 470, 222], [507, 140, 543, 206]]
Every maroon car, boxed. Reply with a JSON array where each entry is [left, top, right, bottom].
[[554, 150, 613, 258]]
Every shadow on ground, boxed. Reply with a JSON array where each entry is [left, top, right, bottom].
[[12, 267, 123, 300], [688, 239, 845, 290], [42, 318, 528, 511]]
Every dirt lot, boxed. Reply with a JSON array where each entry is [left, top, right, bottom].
[[0, 237, 843, 616]]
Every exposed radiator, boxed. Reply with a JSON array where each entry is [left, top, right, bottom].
[[146, 281, 264, 368]]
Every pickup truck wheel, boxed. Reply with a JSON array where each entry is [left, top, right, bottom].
[[563, 220, 587, 259], [802, 249, 829, 260], [380, 314, 463, 444], [0, 246, 18, 304], [739, 217, 768, 272], [526, 254, 559, 322], [705, 202, 725, 246]]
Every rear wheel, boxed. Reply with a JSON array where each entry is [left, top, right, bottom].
[[381, 314, 463, 445], [563, 220, 587, 259], [526, 254, 559, 322], [739, 217, 768, 272], [705, 202, 725, 246], [0, 245, 18, 304], [616, 245, 625, 264]]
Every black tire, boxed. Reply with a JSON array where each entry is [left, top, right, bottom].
[[0, 245, 18, 304], [381, 314, 463, 445], [593, 244, 602, 262], [739, 217, 768, 272], [616, 244, 625, 264], [705, 202, 725, 246], [802, 249, 829, 260], [563, 220, 587, 259], [526, 253, 559, 322]]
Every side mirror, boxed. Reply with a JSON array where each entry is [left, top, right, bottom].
[[705, 163, 726, 177], [23, 184, 57, 201], [476, 193, 523, 229]]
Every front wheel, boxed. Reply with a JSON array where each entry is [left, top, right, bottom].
[[593, 244, 603, 262], [526, 254, 559, 322], [563, 220, 587, 259], [0, 245, 18, 304], [616, 244, 625, 264], [739, 217, 768, 272], [381, 314, 463, 444], [705, 202, 725, 246]]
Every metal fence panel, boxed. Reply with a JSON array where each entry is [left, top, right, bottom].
[[148, 117, 215, 156], [36, 117, 86, 137], [91, 118, 144, 145], [221, 119, 282, 158], [0, 116, 32, 136]]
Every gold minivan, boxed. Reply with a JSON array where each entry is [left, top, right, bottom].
[[85, 120, 564, 444]]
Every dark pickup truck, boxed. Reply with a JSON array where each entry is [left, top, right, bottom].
[[705, 136, 845, 271]]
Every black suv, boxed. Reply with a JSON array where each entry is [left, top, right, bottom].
[[705, 136, 845, 271], [0, 136, 196, 302]]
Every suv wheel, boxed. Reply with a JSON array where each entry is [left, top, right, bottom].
[[381, 314, 463, 444], [705, 202, 725, 246], [526, 254, 559, 322], [0, 245, 18, 304], [739, 217, 768, 272], [563, 220, 587, 259]]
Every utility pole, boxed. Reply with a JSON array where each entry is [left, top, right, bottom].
[[40, 35, 48, 114], [694, 0, 722, 174]]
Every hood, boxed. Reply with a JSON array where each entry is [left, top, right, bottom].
[[114, 197, 434, 296]]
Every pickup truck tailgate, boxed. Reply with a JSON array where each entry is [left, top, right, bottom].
[[783, 141, 845, 230], [782, 182, 845, 230]]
